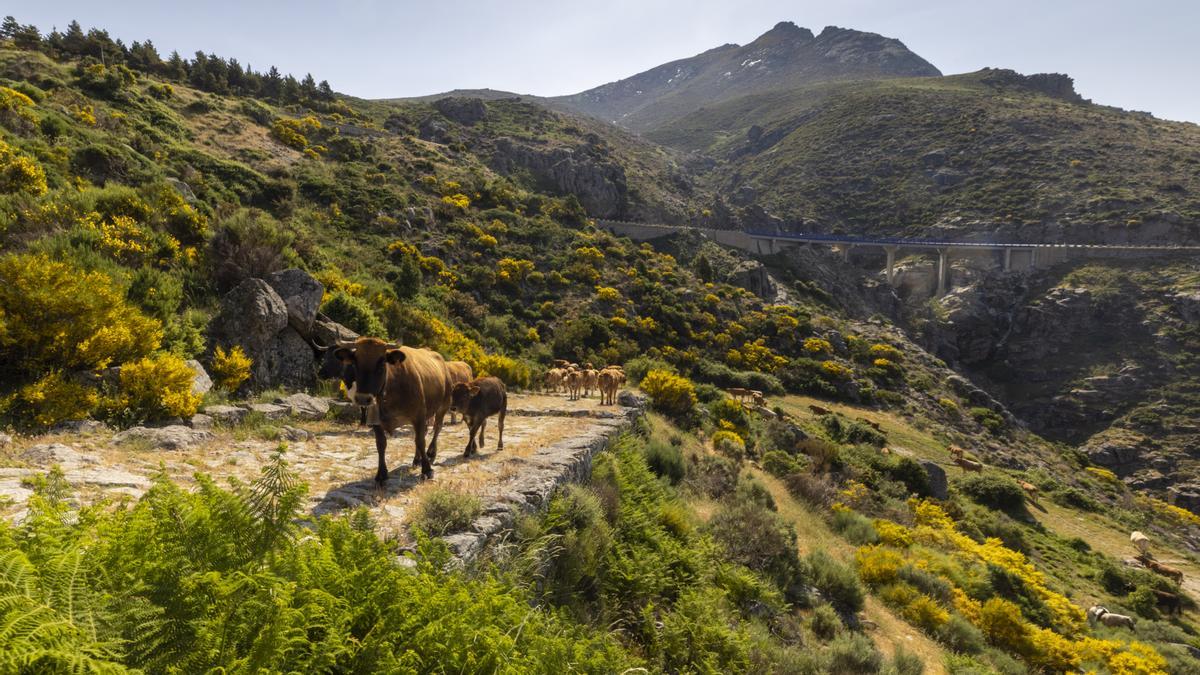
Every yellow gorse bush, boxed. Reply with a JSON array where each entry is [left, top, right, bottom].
[[0, 139, 48, 195], [0, 252, 161, 373], [116, 353, 203, 420], [10, 372, 99, 427], [271, 115, 322, 150], [211, 345, 252, 392], [640, 369, 698, 418]]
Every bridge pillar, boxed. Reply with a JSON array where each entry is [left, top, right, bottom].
[[1003, 249, 1012, 272], [884, 246, 898, 285], [840, 244, 853, 262], [936, 249, 949, 297]]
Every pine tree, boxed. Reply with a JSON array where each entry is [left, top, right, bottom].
[[0, 16, 19, 39]]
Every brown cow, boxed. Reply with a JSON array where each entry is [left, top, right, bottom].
[[445, 360, 473, 424], [450, 376, 507, 457], [1154, 589, 1183, 616], [1139, 555, 1185, 584], [565, 369, 583, 401], [334, 338, 452, 482], [582, 368, 599, 398], [598, 368, 620, 405], [726, 387, 751, 402], [808, 404, 833, 416]]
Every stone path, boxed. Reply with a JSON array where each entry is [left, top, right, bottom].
[[0, 392, 641, 548]]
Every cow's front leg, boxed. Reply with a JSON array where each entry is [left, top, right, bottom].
[[373, 425, 389, 485], [464, 418, 478, 457]]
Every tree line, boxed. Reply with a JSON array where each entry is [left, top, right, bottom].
[[1, 16, 336, 104]]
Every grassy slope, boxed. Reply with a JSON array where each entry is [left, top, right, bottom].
[[646, 71, 1200, 236]]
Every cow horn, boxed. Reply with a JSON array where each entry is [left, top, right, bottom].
[[336, 338, 358, 348], [384, 342, 400, 350], [311, 337, 332, 350]]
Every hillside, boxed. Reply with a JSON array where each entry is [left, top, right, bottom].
[[551, 22, 940, 132], [3, 17, 1200, 674], [645, 69, 1200, 240]]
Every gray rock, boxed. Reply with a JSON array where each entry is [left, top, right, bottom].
[[491, 137, 628, 218], [330, 400, 361, 424], [920, 460, 948, 500], [165, 177, 197, 202], [433, 97, 488, 125], [277, 393, 329, 420], [1176, 292, 1200, 324], [728, 259, 775, 300], [1169, 485, 1200, 515], [22, 443, 93, 469], [112, 425, 214, 450], [418, 117, 451, 144], [617, 390, 647, 408], [202, 405, 248, 424], [280, 426, 312, 442], [0, 479, 33, 504], [247, 403, 289, 420], [311, 314, 358, 348], [188, 414, 214, 430], [209, 279, 289, 388], [69, 467, 151, 488], [186, 359, 213, 395], [265, 327, 317, 389], [53, 420, 109, 435], [264, 269, 324, 336]]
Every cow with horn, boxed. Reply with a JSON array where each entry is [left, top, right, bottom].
[[330, 337, 453, 483]]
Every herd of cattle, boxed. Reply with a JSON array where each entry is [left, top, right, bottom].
[[542, 360, 626, 405], [314, 338, 623, 484]]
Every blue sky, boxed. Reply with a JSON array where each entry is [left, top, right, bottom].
[[13, 0, 1200, 123]]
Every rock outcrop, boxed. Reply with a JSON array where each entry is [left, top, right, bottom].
[[265, 269, 324, 335], [491, 137, 628, 217], [433, 97, 488, 125]]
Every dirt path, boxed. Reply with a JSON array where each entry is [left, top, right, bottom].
[[0, 392, 633, 542]]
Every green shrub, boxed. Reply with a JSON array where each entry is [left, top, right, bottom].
[[643, 439, 685, 484], [711, 430, 746, 460], [831, 509, 880, 545], [805, 550, 865, 613], [624, 355, 675, 384], [822, 415, 886, 447], [959, 474, 1027, 515], [411, 487, 482, 535], [762, 449, 807, 478], [969, 407, 1006, 434], [936, 614, 986, 654], [826, 633, 883, 674], [810, 603, 842, 641], [708, 500, 806, 602], [320, 290, 386, 338], [683, 453, 740, 499], [887, 647, 925, 675], [126, 267, 184, 321]]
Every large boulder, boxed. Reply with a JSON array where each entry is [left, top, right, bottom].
[[491, 137, 628, 218], [920, 460, 949, 499], [209, 279, 289, 387], [277, 393, 330, 420], [264, 327, 317, 389], [265, 269, 324, 337]]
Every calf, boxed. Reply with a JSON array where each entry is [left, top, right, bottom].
[[751, 390, 765, 407], [450, 376, 507, 457], [1020, 481, 1040, 503], [544, 367, 564, 393], [808, 404, 833, 416], [952, 455, 984, 473], [583, 368, 599, 398], [445, 361, 473, 424], [565, 369, 583, 401]]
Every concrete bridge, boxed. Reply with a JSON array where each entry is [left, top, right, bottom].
[[598, 219, 1200, 296]]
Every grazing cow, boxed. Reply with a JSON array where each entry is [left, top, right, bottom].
[[552, 359, 570, 369], [1131, 531, 1152, 557], [750, 390, 765, 406], [333, 338, 452, 482], [445, 361, 473, 424], [1139, 555, 1184, 584], [808, 404, 833, 416], [1087, 606, 1136, 629], [1154, 589, 1183, 616], [948, 445, 983, 472], [1020, 481, 1040, 503], [449, 376, 507, 458]]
